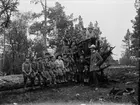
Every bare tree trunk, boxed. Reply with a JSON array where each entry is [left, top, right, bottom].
[[44, 0, 47, 47], [3, 28, 5, 68]]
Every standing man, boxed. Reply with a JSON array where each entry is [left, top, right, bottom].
[[89, 44, 103, 90], [22, 57, 34, 89]]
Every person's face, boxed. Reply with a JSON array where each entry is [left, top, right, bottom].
[[72, 42, 75, 46], [91, 48, 96, 53], [84, 65, 88, 70], [63, 55, 67, 58], [52, 57, 55, 62], [26, 59, 29, 63], [32, 59, 36, 63], [45, 58, 49, 62], [80, 56, 84, 60], [88, 28, 92, 33], [58, 56, 61, 60], [39, 59, 42, 62]]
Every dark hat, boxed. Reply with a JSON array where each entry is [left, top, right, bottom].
[[49, 55, 54, 59], [45, 52, 50, 55], [37, 57, 42, 60], [55, 53, 62, 59]]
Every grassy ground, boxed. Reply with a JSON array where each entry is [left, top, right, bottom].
[[0, 67, 138, 105]]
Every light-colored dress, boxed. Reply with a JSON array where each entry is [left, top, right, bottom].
[[63, 58, 70, 72], [55, 59, 65, 76]]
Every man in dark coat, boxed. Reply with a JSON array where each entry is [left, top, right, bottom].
[[89, 44, 103, 90]]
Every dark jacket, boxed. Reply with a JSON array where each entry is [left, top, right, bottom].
[[77, 59, 89, 73]]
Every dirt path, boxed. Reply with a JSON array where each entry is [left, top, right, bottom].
[[0, 83, 138, 105]]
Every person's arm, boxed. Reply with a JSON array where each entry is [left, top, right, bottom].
[[42, 62, 45, 71], [85, 60, 90, 65], [66, 60, 69, 68], [36, 63, 39, 73], [28, 63, 32, 75], [22, 63, 27, 75], [61, 60, 65, 68]]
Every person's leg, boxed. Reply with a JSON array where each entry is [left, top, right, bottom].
[[92, 71, 99, 90], [94, 72, 99, 88], [79, 72, 82, 84], [77, 72, 80, 83], [60, 69, 64, 83], [81, 72, 84, 83], [29, 74, 35, 88], [64, 70, 67, 82], [88, 71, 93, 85], [74, 72, 77, 82], [23, 74, 27, 89], [36, 73, 41, 86], [40, 71, 47, 86], [38, 72, 43, 85], [51, 70, 56, 84]]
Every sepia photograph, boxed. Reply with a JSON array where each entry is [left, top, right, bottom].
[[0, 0, 139, 105]]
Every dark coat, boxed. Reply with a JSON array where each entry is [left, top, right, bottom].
[[77, 59, 89, 73]]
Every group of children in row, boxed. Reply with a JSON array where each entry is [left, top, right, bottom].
[[22, 53, 89, 89]]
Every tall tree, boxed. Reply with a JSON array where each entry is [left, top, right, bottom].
[[131, 8, 140, 57], [120, 29, 133, 65], [0, 0, 19, 28], [29, 2, 78, 52], [31, 0, 50, 47], [0, 0, 19, 71], [2, 12, 33, 74], [122, 29, 132, 50]]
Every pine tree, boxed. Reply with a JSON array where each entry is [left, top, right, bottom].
[[131, 8, 140, 57]]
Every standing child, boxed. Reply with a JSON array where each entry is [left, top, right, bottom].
[[83, 65, 89, 83], [55, 54, 65, 83], [22, 57, 34, 89]]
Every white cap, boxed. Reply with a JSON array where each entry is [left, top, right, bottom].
[[89, 44, 96, 49]]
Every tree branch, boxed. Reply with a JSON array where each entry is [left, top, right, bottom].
[[40, 0, 45, 10]]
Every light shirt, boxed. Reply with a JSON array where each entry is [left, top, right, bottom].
[[55, 59, 65, 68]]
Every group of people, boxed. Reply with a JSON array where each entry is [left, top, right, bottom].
[[22, 24, 104, 90], [22, 52, 79, 89], [22, 43, 103, 91]]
